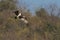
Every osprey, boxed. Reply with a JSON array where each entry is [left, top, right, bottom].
[[14, 10, 28, 24]]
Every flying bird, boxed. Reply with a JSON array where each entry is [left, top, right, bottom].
[[14, 10, 28, 24]]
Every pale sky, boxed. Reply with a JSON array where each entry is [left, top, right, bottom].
[[18, 0, 60, 14]]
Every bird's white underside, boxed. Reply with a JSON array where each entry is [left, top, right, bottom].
[[17, 13, 21, 17], [21, 18, 28, 24]]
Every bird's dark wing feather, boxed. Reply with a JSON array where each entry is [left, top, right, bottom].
[[14, 11, 19, 16]]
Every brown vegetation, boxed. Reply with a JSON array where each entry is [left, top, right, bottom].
[[0, 0, 60, 40]]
